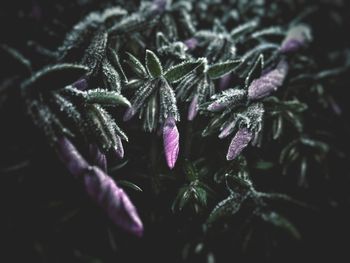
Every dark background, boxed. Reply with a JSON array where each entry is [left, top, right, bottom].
[[1, 0, 350, 262]]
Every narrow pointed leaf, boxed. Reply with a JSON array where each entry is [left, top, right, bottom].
[[145, 50, 163, 78], [207, 60, 241, 79], [164, 59, 205, 83]]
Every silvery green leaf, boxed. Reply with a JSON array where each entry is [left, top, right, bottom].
[[250, 26, 284, 38], [81, 30, 108, 72], [245, 54, 264, 88], [207, 193, 246, 224], [146, 50, 163, 78], [156, 32, 170, 48], [22, 64, 89, 91], [143, 93, 158, 132], [164, 59, 204, 83], [51, 93, 85, 137], [118, 180, 143, 192], [207, 60, 241, 79], [126, 52, 148, 78], [84, 104, 113, 152], [102, 58, 122, 92], [230, 20, 259, 39], [159, 79, 179, 122], [57, 12, 100, 60], [130, 80, 157, 114], [86, 89, 130, 107], [107, 48, 128, 82]]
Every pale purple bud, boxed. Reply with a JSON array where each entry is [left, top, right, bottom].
[[207, 101, 226, 112], [123, 107, 135, 121], [188, 95, 198, 121], [72, 78, 88, 90], [163, 117, 179, 169], [219, 74, 232, 91], [219, 121, 236, 139], [280, 25, 311, 54], [89, 144, 107, 172], [152, 0, 168, 13], [248, 60, 289, 100], [184, 38, 199, 51], [84, 166, 143, 237], [56, 137, 89, 177], [113, 136, 125, 159], [226, 127, 253, 161]]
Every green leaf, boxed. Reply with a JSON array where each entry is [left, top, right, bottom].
[[118, 180, 143, 192], [255, 161, 274, 170], [86, 89, 131, 107], [164, 59, 205, 83], [145, 50, 163, 78], [184, 161, 199, 181], [0, 44, 31, 75], [107, 48, 128, 82], [22, 64, 89, 91], [207, 193, 246, 224], [261, 211, 301, 239], [126, 52, 148, 78], [245, 54, 264, 87], [207, 60, 241, 79]]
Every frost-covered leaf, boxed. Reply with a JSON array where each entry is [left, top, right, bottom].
[[86, 89, 131, 107], [126, 52, 148, 78], [207, 60, 241, 79], [164, 59, 204, 83], [22, 64, 89, 91], [146, 50, 163, 78]]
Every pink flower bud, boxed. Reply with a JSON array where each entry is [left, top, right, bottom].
[[226, 128, 253, 161], [163, 117, 179, 169], [248, 60, 289, 100], [84, 166, 143, 237]]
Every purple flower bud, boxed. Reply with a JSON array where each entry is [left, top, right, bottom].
[[56, 137, 89, 177], [184, 38, 199, 51], [226, 127, 253, 161], [219, 121, 236, 139], [89, 144, 107, 172], [163, 117, 179, 169], [188, 95, 198, 121], [123, 107, 135, 122], [280, 25, 311, 54], [207, 101, 225, 112], [219, 74, 232, 91], [248, 60, 289, 100], [152, 0, 168, 13], [72, 78, 88, 90], [84, 166, 143, 237], [113, 136, 125, 159]]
